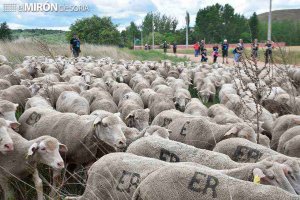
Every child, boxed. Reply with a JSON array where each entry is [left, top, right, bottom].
[[212, 44, 219, 63], [201, 49, 208, 62]]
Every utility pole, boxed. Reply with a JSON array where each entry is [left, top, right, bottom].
[[185, 11, 190, 49], [267, 0, 272, 40], [152, 14, 155, 50]]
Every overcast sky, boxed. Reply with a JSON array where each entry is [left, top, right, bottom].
[[0, 0, 299, 31]]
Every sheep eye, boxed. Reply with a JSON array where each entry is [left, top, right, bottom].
[[40, 147, 46, 151]]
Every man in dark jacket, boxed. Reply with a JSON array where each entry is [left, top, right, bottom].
[[70, 33, 81, 57]]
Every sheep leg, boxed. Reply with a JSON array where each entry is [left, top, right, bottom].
[[32, 169, 44, 200], [49, 169, 61, 199]]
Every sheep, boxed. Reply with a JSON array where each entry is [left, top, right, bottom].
[[271, 114, 300, 150], [151, 109, 203, 127], [19, 107, 126, 166], [0, 130, 67, 200], [0, 79, 11, 90], [0, 118, 14, 153], [127, 136, 240, 169], [213, 138, 290, 163], [119, 99, 149, 131], [139, 88, 156, 108], [118, 91, 144, 108], [218, 83, 237, 102], [167, 117, 257, 150], [0, 99, 19, 128], [112, 83, 133, 105], [0, 85, 31, 109], [80, 88, 118, 113], [208, 104, 236, 117], [132, 164, 300, 200], [25, 96, 53, 110], [56, 91, 90, 115], [198, 79, 216, 103], [153, 84, 174, 98], [0, 64, 13, 77], [64, 153, 170, 200], [38, 83, 80, 107], [148, 93, 175, 120], [173, 88, 191, 112], [69, 75, 89, 92], [261, 99, 292, 116], [277, 126, 300, 156], [65, 152, 299, 200], [184, 98, 208, 116]]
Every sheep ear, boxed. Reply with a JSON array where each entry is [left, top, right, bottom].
[[5, 120, 20, 129], [93, 117, 102, 126], [125, 113, 134, 121], [59, 143, 68, 153], [27, 143, 39, 157], [293, 118, 300, 125], [224, 126, 238, 137]]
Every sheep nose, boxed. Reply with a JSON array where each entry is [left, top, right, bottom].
[[4, 143, 14, 151], [57, 161, 64, 168], [116, 139, 126, 148]]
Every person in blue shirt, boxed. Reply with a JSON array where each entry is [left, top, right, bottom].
[[70, 33, 81, 58], [201, 49, 208, 62], [221, 39, 229, 64], [212, 44, 219, 63]]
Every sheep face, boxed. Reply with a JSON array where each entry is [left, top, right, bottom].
[[0, 120, 14, 153], [125, 109, 150, 131], [28, 137, 67, 170], [94, 114, 127, 150]]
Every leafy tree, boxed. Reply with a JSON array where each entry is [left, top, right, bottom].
[[67, 15, 120, 45], [122, 21, 140, 48], [249, 12, 259, 40], [0, 22, 12, 41], [195, 4, 249, 44]]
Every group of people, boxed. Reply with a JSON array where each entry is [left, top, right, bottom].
[[193, 38, 274, 65], [69, 33, 274, 66]]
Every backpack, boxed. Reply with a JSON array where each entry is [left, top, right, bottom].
[[232, 49, 237, 54]]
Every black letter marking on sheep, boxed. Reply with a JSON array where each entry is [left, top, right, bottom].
[[180, 121, 190, 136], [116, 170, 141, 193], [162, 118, 172, 127], [26, 112, 41, 126], [233, 146, 262, 162], [159, 148, 180, 162], [188, 171, 219, 198]]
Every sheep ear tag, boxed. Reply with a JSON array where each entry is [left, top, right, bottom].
[[253, 175, 261, 184]]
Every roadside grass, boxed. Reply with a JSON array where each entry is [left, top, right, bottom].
[[124, 49, 189, 63], [0, 38, 133, 65]]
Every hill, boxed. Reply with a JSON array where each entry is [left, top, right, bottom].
[[258, 9, 300, 22], [11, 29, 68, 43]]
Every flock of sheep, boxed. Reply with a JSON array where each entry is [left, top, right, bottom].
[[0, 54, 299, 199]]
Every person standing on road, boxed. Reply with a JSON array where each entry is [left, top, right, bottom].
[[194, 42, 200, 57], [70, 33, 81, 58], [173, 42, 177, 54], [251, 39, 259, 60], [233, 43, 243, 65], [265, 40, 274, 65], [201, 48, 208, 62], [163, 41, 168, 53], [221, 39, 229, 64], [200, 40, 205, 54], [212, 44, 219, 63]]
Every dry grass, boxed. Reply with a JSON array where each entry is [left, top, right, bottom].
[[0, 38, 133, 64]]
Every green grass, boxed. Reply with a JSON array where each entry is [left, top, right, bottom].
[[124, 49, 189, 62]]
